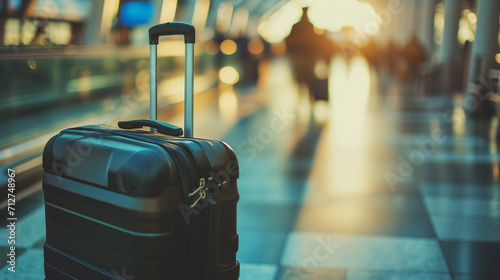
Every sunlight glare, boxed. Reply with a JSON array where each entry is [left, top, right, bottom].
[[257, 1, 302, 43], [306, 0, 381, 34], [331, 55, 370, 147], [327, 55, 372, 194], [257, 0, 379, 43]]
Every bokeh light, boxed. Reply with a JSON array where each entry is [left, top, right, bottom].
[[248, 39, 264, 55], [220, 39, 237, 55], [458, 9, 476, 45], [205, 41, 220, 55], [270, 43, 286, 55], [219, 66, 239, 84]]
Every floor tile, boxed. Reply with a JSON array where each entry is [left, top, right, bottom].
[[237, 179, 305, 205], [383, 134, 486, 148], [418, 163, 499, 184], [239, 263, 278, 280], [0, 189, 44, 222], [0, 247, 26, 270], [237, 203, 299, 231], [347, 270, 452, 280], [294, 201, 434, 237], [237, 229, 288, 264], [281, 232, 448, 272], [0, 249, 44, 279], [278, 267, 346, 280], [419, 182, 500, 198], [287, 159, 315, 179], [302, 194, 426, 211], [306, 166, 421, 197], [431, 214, 500, 242], [0, 206, 45, 248], [34, 239, 45, 249], [442, 241, 500, 275], [238, 157, 283, 185], [424, 196, 500, 217], [453, 274, 500, 280], [426, 153, 497, 164]]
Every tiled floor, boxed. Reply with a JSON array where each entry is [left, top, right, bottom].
[[1, 56, 500, 279]]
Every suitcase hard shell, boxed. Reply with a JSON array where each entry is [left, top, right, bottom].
[[42, 23, 240, 280]]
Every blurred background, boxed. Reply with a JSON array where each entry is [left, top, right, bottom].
[[1, 0, 500, 279]]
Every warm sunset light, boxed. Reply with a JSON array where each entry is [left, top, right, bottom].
[[257, 1, 302, 43], [257, 0, 380, 43], [305, 0, 380, 34]]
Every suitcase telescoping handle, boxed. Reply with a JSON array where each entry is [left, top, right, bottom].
[[149, 22, 195, 138]]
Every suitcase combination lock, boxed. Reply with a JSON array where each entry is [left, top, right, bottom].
[[189, 177, 227, 208], [189, 178, 207, 208]]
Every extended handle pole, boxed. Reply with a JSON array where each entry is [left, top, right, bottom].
[[150, 44, 157, 122], [148, 22, 195, 137], [184, 43, 194, 138]]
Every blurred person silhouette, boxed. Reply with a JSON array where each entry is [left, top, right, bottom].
[[213, 23, 226, 70], [459, 40, 472, 86], [400, 33, 428, 89], [385, 40, 401, 75], [235, 32, 255, 85], [30, 23, 49, 46], [285, 7, 335, 104]]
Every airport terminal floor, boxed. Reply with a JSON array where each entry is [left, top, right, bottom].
[[1, 56, 500, 279]]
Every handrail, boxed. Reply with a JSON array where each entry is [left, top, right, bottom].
[[0, 41, 201, 60]]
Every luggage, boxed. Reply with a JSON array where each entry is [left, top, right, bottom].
[[42, 22, 240, 280]]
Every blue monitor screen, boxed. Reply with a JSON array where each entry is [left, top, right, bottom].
[[120, 1, 155, 27]]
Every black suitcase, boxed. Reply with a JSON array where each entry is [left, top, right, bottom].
[[42, 22, 240, 280]]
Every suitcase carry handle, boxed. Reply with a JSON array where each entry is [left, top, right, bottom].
[[149, 22, 195, 44], [118, 119, 183, 136], [148, 22, 195, 138]]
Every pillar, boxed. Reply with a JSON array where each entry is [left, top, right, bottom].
[[82, 0, 118, 45], [466, 0, 500, 118], [440, 0, 463, 91], [421, 0, 437, 55], [404, 0, 416, 42], [394, 0, 408, 45], [0, 0, 7, 45], [183, 0, 197, 23]]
